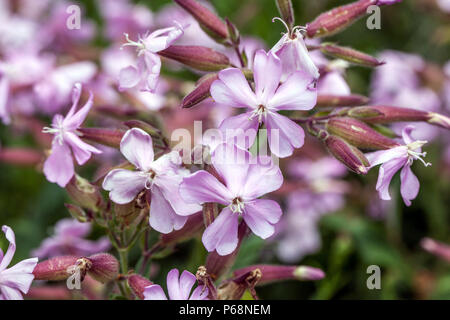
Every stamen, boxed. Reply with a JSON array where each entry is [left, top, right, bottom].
[[272, 17, 290, 34], [230, 197, 245, 214], [121, 33, 145, 54]]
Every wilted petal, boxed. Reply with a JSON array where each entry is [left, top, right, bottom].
[[266, 112, 305, 158], [253, 50, 282, 104], [149, 186, 187, 234], [202, 207, 239, 255], [210, 68, 257, 109], [102, 169, 147, 204], [143, 284, 168, 300], [400, 163, 420, 206], [180, 171, 232, 205], [243, 200, 282, 239], [120, 128, 154, 171], [375, 157, 406, 200], [43, 140, 74, 187]]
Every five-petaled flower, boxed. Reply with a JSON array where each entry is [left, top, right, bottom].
[[119, 22, 184, 93], [143, 268, 208, 300], [102, 128, 201, 233], [43, 83, 102, 187], [210, 49, 317, 158], [365, 126, 431, 206], [0, 225, 38, 300], [180, 143, 283, 255]]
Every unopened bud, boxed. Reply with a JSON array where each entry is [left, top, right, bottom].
[[320, 43, 383, 67], [33, 256, 87, 281], [326, 117, 399, 150], [65, 175, 104, 212], [159, 46, 231, 72], [0, 148, 43, 166], [65, 203, 89, 223], [87, 253, 119, 283], [321, 132, 370, 174], [294, 266, 326, 281], [174, 0, 229, 41], [225, 18, 240, 45], [181, 73, 219, 108], [77, 127, 125, 149], [275, 0, 295, 29], [317, 94, 369, 107], [233, 265, 325, 285], [427, 112, 450, 130], [124, 120, 161, 137], [128, 274, 153, 299]]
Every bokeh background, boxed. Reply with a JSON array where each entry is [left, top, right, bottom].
[[1, 0, 449, 299]]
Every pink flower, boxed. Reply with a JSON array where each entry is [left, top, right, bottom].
[[143, 268, 208, 300], [102, 128, 201, 233], [0, 225, 38, 300], [180, 143, 283, 255], [365, 126, 431, 206], [210, 50, 317, 158], [42, 83, 102, 187], [119, 23, 184, 93], [31, 219, 110, 259]]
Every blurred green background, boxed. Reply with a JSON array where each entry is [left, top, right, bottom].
[[1, 0, 449, 299]]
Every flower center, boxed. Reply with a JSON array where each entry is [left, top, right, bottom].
[[42, 118, 65, 145], [139, 170, 156, 189], [121, 33, 146, 56], [407, 140, 432, 167], [230, 197, 245, 214], [249, 105, 267, 123]]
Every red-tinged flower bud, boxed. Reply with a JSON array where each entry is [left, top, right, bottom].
[[33, 256, 88, 281], [206, 221, 249, 280], [316, 94, 369, 107], [87, 253, 119, 283], [0, 148, 43, 166], [26, 286, 72, 300], [275, 0, 295, 29], [124, 120, 161, 137], [181, 73, 219, 109], [217, 269, 262, 300], [306, 0, 400, 38], [65, 175, 105, 212], [77, 127, 125, 149], [427, 112, 450, 130], [320, 43, 383, 67], [421, 238, 450, 263], [158, 46, 231, 72], [65, 203, 89, 223], [233, 265, 325, 286], [326, 117, 400, 150], [320, 132, 370, 174], [128, 274, 153, 300], [347, 106, 429, 123], [160, 212, 204, 246], [174, 0, 229, 41]]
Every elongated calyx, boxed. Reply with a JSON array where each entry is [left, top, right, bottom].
[[316, 94, 369, 107], [77, 127, 125, 149], [233, 265, 325, 285], [275, 0, 295, 29], [319, 43, 383, 67], [181, 73, 219, 108]]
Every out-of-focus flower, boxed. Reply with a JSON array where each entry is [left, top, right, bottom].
[[365, 126, 431, 206], [102, 128, 201, 233], [210, 49, 317, 158], [31, 219, 110, 259], [119, 23, 184, 93], [271, 20, 319, 80], [143, 268, 208, 300], [42, 83, 102, 187], [0, 225, 38, 300], [421, 238, 450, 262], [180, 143, 283, 255]]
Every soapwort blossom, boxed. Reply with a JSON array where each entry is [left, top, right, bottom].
[[365, 126, 431, 206], [119, 22, 184, 93], [180, 143, 283, 255], [210, 50, 317, 158], [102, 128, 201, 233], [42, 83, 102, 187], [143, 268, 208, 300], [0, 225, 38, 300]]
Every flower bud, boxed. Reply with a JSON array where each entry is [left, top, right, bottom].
[[159, 46, 231, 72], [427, 112, 450, 130], [233, 265, 325, 285], [181, 73, 219, 108], [87, 253, 119, 283], [306, 0, 401, 38], [275, 0, 295, 29], [65, 203, 89, 223], [33, 256, 87, 281], [225, 18, 240, 45], [160, 212, 204, 246], [421, 238, 450, 262], [65, 175, 105, 212], [326, 117, 400, 150], [316, 94, 369, 107], [174, 0, 229, 41], [320, 132, 370, 174], [124, 120, 161, 137], [319, 43, 383, 67], [128, 274, 153, 299], [347, 106, 428, 123], [77, 127, 125, 149], [0, 148, 43, 166]]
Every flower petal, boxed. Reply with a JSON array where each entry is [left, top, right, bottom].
[[167, 269, 195, 300], [365, 146, 408, 168], [143, 284, 168, 300], [118, 65, 141, 91], [140, 52, 161, 93], [190, 286, 209, 300], [180, 171, 232, 206], [0, 226, 16, 272], [242, 158, 283, 200], [144, 24, 184, 53], [253, 50, 282, 104], [400, 163, 420, 206], [63, 87, 94, 130], [266, 112, 305, 158], [202, 207, 239, 256], [149, 186, 187, 234], [120, 128, 154, 171], [64, 132, 102, 165], [43, 140, 74, 187], [102, 169, 147, 204], [0, 286, 23, 300], [219, 112, 259, 150], [243, 199, 282, 239], [0, 258, 37, 293], [375, 157, 406, 200]]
